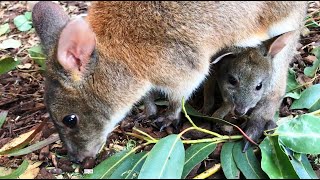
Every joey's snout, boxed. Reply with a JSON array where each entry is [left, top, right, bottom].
[[234, 107, 247, 116]]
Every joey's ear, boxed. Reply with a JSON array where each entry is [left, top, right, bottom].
[[32, 2, 69, 55], [263, 31, 295, 58], [211, 52, 234, 64], [57, 17, 96, 81]]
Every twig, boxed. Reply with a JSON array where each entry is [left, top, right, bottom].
[[193, 163, 221, 179], [133, 127, 157, 141]]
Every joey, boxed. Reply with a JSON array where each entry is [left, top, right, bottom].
[[202, 31, 301, 151]]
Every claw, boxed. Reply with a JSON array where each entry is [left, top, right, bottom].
[[242, 140, 251, 153], [159, 125, 167, 132]]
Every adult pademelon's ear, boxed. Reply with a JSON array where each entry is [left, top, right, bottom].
[[32, 2, 70, 55], [57, 17, 96, 81], [263, 30, 295, 58]]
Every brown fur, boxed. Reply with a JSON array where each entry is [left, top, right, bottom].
[[32, 1, 308, 161]]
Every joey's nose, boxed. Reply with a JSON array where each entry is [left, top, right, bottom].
[[234, 108, 247, 116]]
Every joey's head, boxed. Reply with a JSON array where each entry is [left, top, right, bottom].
[[212, 31, 295, 116], [32, 2, 108, 162]]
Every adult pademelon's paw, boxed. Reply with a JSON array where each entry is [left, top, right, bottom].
[[153, 115, 182, 133]]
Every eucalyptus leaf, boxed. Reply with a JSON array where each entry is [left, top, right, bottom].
[[260, 136, 298, 179], [309, 99, 320, 112], [286, 68, 300, 92], [13, 14, 32, 32], [304, 57, 320, 78], [0, 160, 29, 179], [8, 134, 59, 157], [182, 142, 217, 178], [110, 152, 147, 179], [0, 57, 20, 75], [0, 23, 10, 36], [184, 103, 235, 126], [221, 142, 240, 179], [83, 150, 130, 179], [0, 39, 21, 49], [0, 111, 8, 128], [233, 141, 268, 179], [24, 12, 32, 21], [280, 145, 318, 179], [276, 114, 320, 154], [311, 46, 320, 57], [284, 90, 301, 99], [28, 45, 46, 69], [290, 84, 320, 112], [138, 134, 185, 179]]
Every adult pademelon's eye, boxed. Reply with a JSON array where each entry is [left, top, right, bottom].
[[228, 75, 238, 86], [256, 82, 262, 90], [62, 114, 78, 128]]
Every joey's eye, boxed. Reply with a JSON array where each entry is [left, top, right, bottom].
[[256, 82, 262, 90], [228, 75, 238, 86], [62, 114, 78, 128]]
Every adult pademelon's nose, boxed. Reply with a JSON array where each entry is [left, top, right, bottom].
[[69, 152, 81, 164]]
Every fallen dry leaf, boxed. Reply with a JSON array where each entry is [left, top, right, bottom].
[[296, 73, 314, 88], [0, 120, 47, 155], [18, 161, 42, 179], [303, 55, 317, 64], [0, 129, 35, 153], [17, 63, 32, 69], [0, 167, 13, 176]]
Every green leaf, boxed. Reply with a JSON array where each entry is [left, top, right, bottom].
[[182, 142, 217, 178], [0, 57, 20, 75], [0, 39, 21, 49], [220, 142, 240, 179], [284, 90, 301, 99], [260, 136, 298, 179], [138, 134, 185, 179], [0, 159, 29, 179], [0, 111, 8, 128], [83, 150, 130, 179], [24, 12, 32, 21], [233, 141, 268, 179], [13, 15, 32, 32], [290, 84, 320, 112], [184, 103, 235, 126], [304, 57, 320, 78], [276, 114, 320, 154], [286, 68, 300, 92], [0, 23, 10, 36], [28, 45, 46, 69], [281, 145, 318, 179], [300, 154, 318, 179], [309, 98, 320, 112], [110, 152, 147, 179], [8, 134, 59, 157]]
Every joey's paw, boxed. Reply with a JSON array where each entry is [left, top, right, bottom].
[[153, 116, 181, 133], [221, 125, 234, 135], [242, 121, 265, 152], [242, 120, 277, 152], [264, 120, 277, 134]]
